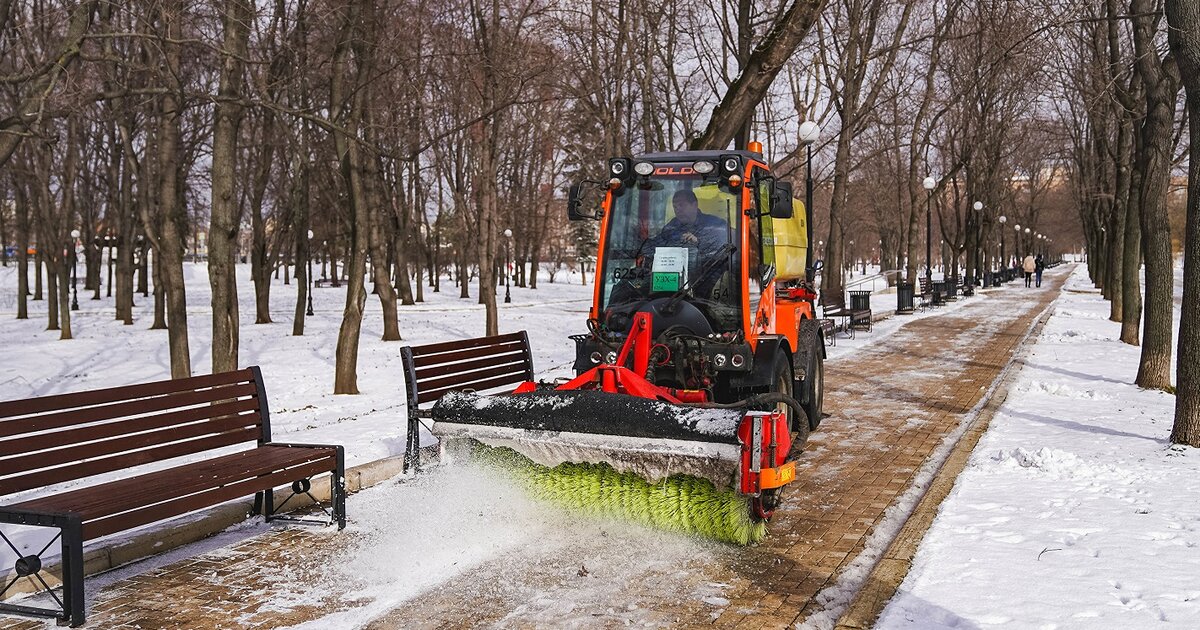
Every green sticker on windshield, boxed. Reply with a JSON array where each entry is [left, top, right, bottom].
[[652, 272, 681, 292]]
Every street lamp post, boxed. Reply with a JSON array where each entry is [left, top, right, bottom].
[[922, 176, 936, 288], [799, 121, 821, 276], [503, 228, 513, 304], [70, 229, 80, 310], [972, 201, 983, 286], [1014, 224, 1022, 274], [998, 215, 1007, 281], [306, 230, 315, 317]]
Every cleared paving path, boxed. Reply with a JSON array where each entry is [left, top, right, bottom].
[[2, 268, 1069, 630]]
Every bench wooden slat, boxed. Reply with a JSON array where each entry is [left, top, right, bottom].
[[411, 340, 528, 368], [84, 457, 336, 540], [14, 446, 334, 520], [410, 332, 525, 357], [417, 361, 530, 394], [412, 349, 529, 380], [0, 412, 262, 478], [0, 369, 255, 420], [418, 373, 534, 404], [0, 381, 259, 439], [0, 397, 260, 458], [0, 427, 259, 496]]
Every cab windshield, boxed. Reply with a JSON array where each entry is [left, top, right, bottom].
[[599, 175, 742, 331]]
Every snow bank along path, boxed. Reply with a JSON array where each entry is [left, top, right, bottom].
[[878, 263, 1198, 630]]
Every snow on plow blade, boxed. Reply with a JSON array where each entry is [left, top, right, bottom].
[[430, 390, 744, 488]]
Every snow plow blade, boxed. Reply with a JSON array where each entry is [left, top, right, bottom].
[[430, 390, 744, 488]]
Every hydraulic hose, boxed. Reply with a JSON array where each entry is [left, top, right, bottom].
[[679, 393, 806, 423]]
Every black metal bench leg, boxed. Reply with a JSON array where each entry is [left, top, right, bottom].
[[59, 516, 84, 627], [334, 447, 347, 530], [403, 406, 421, 474], [262, 488, 275, 523]]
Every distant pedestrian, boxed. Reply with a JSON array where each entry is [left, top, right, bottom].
[[1035, 254, 1045, 287], [1023, 254, 1036, 288]]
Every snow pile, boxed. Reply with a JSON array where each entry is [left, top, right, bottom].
[[877, 264, 1200, 629]]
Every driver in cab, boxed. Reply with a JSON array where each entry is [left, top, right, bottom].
[[655, 189, 728, 253], [649, 189, 731, 298]]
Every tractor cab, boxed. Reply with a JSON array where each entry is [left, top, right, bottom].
[[567, 149, 797, 391]]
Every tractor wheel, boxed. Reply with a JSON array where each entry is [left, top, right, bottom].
[[752, 354, 809, 522], [800, 342, 825, 432]]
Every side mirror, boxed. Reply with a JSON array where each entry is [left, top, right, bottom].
[[770, 180, 794, 219], [567, 181, 604, 221]]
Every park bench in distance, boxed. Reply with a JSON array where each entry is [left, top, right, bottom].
[[820, 292, 870, 339], [0, 367, 346, 627], [400, 332, 535, 473]]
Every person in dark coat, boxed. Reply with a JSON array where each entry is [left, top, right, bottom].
[[1035, 254, 1045, 287]]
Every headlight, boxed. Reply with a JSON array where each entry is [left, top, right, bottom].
[[722, 157, 739, 173], [730, 354, 745, 368], [634, 161, 654, 176], [589, 352, 603, 364], [693, 161, 715, 174], [605, 351, 618, 364], [714, 354, 728, 367], [610, 161, 625, 176]]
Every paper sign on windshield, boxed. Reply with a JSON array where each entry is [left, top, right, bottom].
[[651, 247, 689, 292]]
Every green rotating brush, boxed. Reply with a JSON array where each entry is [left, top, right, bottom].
[[471, 443, 767, 545]]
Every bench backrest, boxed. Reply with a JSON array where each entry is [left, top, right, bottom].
[[0, 368, 269, 497], [918, 276, 930, 293], [400, 332, 534, 411]]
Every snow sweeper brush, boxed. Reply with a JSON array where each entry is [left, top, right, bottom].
[[430, 360, 805, 545]]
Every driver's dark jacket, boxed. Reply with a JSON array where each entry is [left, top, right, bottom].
[[649, 213, 730, 298]]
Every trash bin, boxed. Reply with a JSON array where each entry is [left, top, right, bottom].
[[896, 282, 914, 314], [932, 281, 945, 306], [849, 290, 872, 311], [944, 277, 958, 301]]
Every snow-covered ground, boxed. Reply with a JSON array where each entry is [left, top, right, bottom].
[[878, 263, 1198, 629]]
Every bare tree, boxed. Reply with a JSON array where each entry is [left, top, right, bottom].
[[208, 0, 252, 374], [1166, 0, 1199, 444]]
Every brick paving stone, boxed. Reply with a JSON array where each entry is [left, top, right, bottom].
[[0, 273, 1066, 630]]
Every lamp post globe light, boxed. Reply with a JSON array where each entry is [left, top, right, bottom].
[[503, 228, 513, 304], [922, 176, 936, 287], [799, 121, 820, 274], [306, 230, 315, 317]]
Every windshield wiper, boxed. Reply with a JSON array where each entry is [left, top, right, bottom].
[[663, 243, 736, 314]]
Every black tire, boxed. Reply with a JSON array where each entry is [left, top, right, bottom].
[[772, 354, 809, 451], [753, 355, 809, 522], [801, 343, 824, 432]]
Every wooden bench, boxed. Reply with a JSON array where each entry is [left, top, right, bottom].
[[817, 318, 836, 347], [400, 332, 535, 473], [0, 368, 345, 627]]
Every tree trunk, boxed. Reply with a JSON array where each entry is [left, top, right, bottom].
[[332, 0, 371, 394], [15, 188, 29, 320], [293, 161, 311, 337], [1166, 0, 1200, 444], [208, 0, 251, 374], [34, 249, 43, 300], [46, 262, 59, 331], [1121, 148, 1144, 345], [367, 161, 401, 341], [1132, 0, 1180, 391], [155, 4, 192, 378]]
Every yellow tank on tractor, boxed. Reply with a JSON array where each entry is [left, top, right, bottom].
[[430, 145, 827, 538]]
